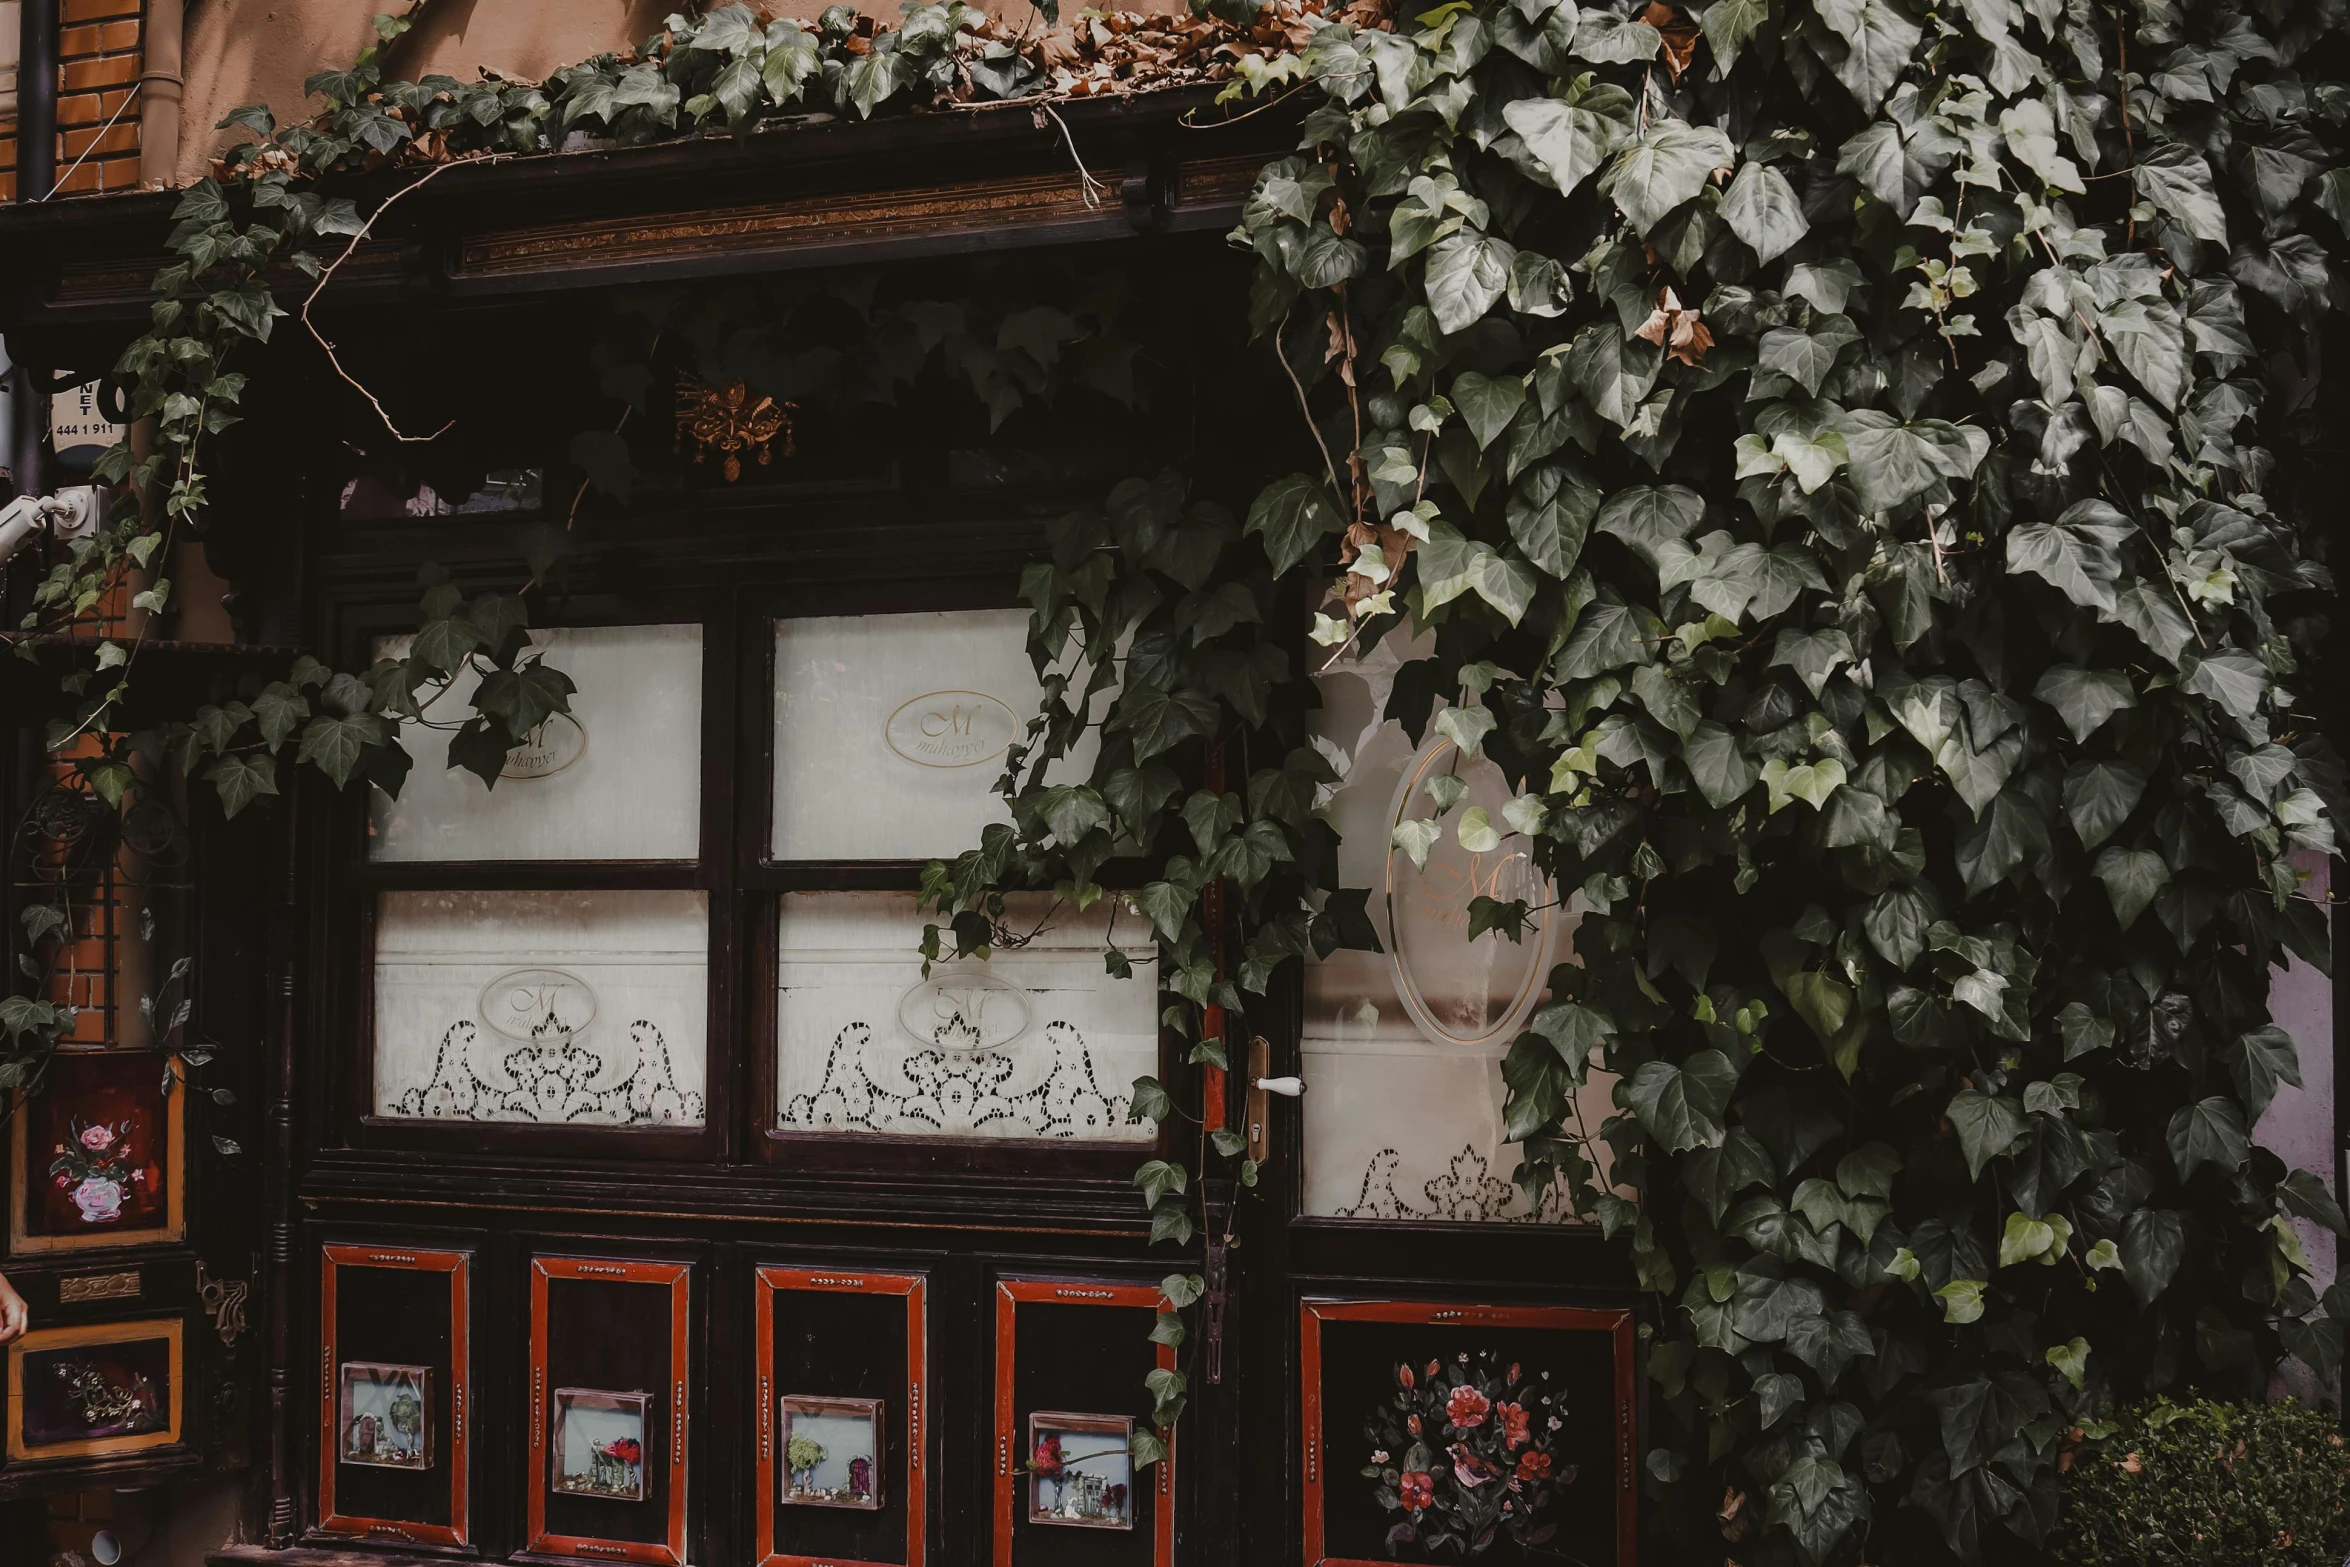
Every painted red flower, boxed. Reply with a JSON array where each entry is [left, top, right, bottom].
[[1508, 1362, 1522, 1382], [1407, 1414, 1422, 1436], [1425, 1359, 1441, 1380], [1498, 1402, 1531, 1448], [1515, 1450, 1552, 1483], [1398, 1363, 1416, 1389], [1398, 1471, 1435, 1513], [1446, 1386, 1491, 1429]]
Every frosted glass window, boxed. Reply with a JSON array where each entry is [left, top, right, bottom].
[[776, 892, 1156, 1142], [771, 610, 1099, 861], [373, 889, 708, 1128], [368, 625, 702, 862], [1301, 632, 1611, 1223]]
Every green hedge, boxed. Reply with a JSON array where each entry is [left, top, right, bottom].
[[2055, 1400, 2350, 1567]]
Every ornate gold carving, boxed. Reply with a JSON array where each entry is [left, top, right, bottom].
[[58, 1270, 140, 1303], [675, 378, 794, 482], [198, 1261, 249, 1348]]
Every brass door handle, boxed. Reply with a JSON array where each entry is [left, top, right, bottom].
[[1243, 1037, 1304, 1165]]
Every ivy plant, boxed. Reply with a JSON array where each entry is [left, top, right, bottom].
[[1187, 0, 2347, 1559]]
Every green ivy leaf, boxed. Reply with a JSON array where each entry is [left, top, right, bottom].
[[1600, 122, 1735, 234], [1624, 1049, 1738, 1153], [205, 752, 280, 819], [1245, 473, 1344, 575], [1946, 1091, 2026, 1180], [2166, 1096, 2249, 1183]]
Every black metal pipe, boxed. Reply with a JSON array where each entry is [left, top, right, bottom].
[[15, 0, 56, 203], [6, 361, 40, 504]]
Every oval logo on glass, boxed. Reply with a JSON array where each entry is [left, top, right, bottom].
[[501, 712, 588, 781], [884, 690, 1017, 770], [1383, 736, 1559, 1052], [896, 966, 1032, 1051], [479, 967, 599, 1043]]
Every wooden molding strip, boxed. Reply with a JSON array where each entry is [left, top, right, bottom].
[[455, 170, 1127, 281]]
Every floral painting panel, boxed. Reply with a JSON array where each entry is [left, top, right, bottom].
[[22, 1051, 170, 1237], [19, 1334, 173, 1448]]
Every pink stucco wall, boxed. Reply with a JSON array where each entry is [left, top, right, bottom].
[[2263, 853, 2334, 1401]]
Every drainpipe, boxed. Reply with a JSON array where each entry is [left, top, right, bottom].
[[15, 0, 53, 201], [136, 0, 182, 190]]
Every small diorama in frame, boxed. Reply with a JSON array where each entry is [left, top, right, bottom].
[[338, 1361, 433, 1470], [779, 1393, 884, 1510], [1025, 1411, 1135, 1531], [551, 1388, 650, 1502]]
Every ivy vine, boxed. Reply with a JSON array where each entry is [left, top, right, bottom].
[[5, 0, 2348, 1561]]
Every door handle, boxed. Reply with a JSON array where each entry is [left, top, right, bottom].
[[1244, 1037, 1304, 1165]]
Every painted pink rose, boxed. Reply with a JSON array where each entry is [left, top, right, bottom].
[[72, 1176, 124, 1224], [79, 1124, 117, 1152]]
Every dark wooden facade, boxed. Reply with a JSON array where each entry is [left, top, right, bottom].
[[0, 92, 1640, 1566]]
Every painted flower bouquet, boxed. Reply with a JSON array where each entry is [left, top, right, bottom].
[[49, 1118, 138, 1225], [1363, 1350, 1574, 1558]]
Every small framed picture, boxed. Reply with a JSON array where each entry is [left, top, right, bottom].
[[1026, 1411, 1135, 1531], [338, 1362, 433, 1470], [779, 1393, 883, 1510], [551, 1388, 649, 1502]]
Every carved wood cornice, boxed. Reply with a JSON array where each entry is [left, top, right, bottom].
[[455, 168, 1130, 284]]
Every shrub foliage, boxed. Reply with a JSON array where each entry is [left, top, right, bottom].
[[2055, 1398, 2350, 1567]]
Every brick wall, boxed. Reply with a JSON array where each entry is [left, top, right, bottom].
[[0, 0, 145, 201]]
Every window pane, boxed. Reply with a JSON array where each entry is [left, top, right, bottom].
[[369, 625, 702, 863], [1302, 634, 1609, 1222], [771, 610, 1096, 861], [373, 889, 708, 1128], [776, 892, 1155, 1142]]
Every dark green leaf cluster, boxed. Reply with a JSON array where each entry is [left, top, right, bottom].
[[915, 467, 1384, 1450], [2053, 1397, 2350, 1566]]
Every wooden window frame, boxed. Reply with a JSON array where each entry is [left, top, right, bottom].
[[1297, 1299, 1639, 1567], [753, 1263, 929, 1567], [331, 605, 736, 1166], [991, 1277, 1175, 1567], [315, 1241, 474, 1548], [525, 1254, 693, 1566], [740, 576, 1177, 1181]]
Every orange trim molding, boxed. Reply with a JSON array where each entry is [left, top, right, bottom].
[[527, 1255, 692, 1566], [6, 1316, 183, 1462], [991, 1278, 1174, 1567], [316, 1243, 473, 1548], [753, 1265, 928, 1567]]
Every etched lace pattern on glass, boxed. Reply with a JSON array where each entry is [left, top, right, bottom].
[[776, 892, 1155, 1142], [373, 889, 708, 1128], [1301, 632, 1613, 1223]]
